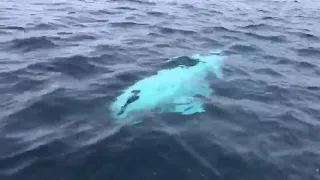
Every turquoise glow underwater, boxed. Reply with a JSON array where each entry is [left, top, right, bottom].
[[110, 52, 226, 121]]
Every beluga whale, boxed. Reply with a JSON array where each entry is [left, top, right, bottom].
[[109, 51, 226, 124]]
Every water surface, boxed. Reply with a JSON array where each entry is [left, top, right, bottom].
[[1, 0, 320, 180]]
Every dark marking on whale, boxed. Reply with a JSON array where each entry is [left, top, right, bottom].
[[117, 90, 141, 116]]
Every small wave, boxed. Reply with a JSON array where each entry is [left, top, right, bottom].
[[261, 16, 286, 22], [57, 32, 73, 35], [227, 66, 249, 76], [292, 32, 319, 41], [257, 9, 270, 13], [201, 26, 241, 35], [31, 2, 46, 5], [208, 9, 223, 15], [180, 3, 194, 8], [148, 32, 163, 38], [45, 7, 73, 12], [262, 16, 274, 20], [265, 85, 296, 103], [116, 6, 138, 10], [245, 32, 287, 43], [265, 55, 299, 74], [147, 11, 167, 17], [253, 68, 283, 77], [199, 37, 223, 47], [0, 30, 9, 34], [109, 0, 156, 5], [123, 38, 152, 45], [240, 23, 269, 30], [296, 61, 318, 69], [214, 79, 269, 102], [9, 36, 56, 52], [0, 26, 25, 32], [27, 55, 106, 79], [51, 2, 68, 6], [271, 109, 315, 128], [26, 23, 67, 31], [4, 75, 47, 95], [4, 87, 103, 130], [295, 47, 320, 57], [1, 156, 36, 176], [113, 71, 142, 84], [229, 44, 263, 53], [268, 56, 293, 65], [89, 9, 120, 15], [222, 35, 242, 41], [73, 23, 86, 28], [159, 26, 196, 35], [125, 16, 137, 20], [33, 23, 56, 30], [315, 69, 320, 76], [154, 43, 170, 48], [128, 0, 156, 5], [307, 86, 320, 91], [94, 44, 123, 52], [0, 137, 70, 177], [64, 34, 96, 41], [110, 21, 149, 28], [3, 7, 18, 11]]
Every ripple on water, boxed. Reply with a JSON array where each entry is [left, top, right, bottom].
[[55, 34, 96, 42], [25, 22, 68, 31], [244, 32, 288, 43], [116, 6, 138, 11], [0, 30, 9, 35], [89, 9, 121, 15], [307, 86, 320, 91], [0, 137, 72, 179], [109, 0, 156, 5], [276, 59, 294, 66], [27, 55, 109, 79], [290, 31, 320, 41], [229, 43, 263, 54], [239, 23, 271, 30], [147, 11, 168, 17], [158, 26, 197, 35], [109, 21, 149, 28], [295, 47, 320, 57], [8, 36, 56, 52], [1, 1, 320, 180], [57, 32, 73, 35], [295, 61, 318, 69], [253, 67, 283, 77], [202, 26, 242, 35], [0, 24, 25, 30]]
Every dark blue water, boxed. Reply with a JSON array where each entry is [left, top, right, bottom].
[[1, 0, 320, 179]]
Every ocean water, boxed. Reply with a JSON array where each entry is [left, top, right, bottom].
[[1, 0, 320, 179]]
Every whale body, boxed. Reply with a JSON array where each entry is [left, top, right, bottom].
[[110, 51, 226, 123]]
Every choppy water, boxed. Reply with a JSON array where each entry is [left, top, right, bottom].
[[1, 0, 320, 179]]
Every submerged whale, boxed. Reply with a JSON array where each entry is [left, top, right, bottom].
[[110, 51, 226, 123]]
